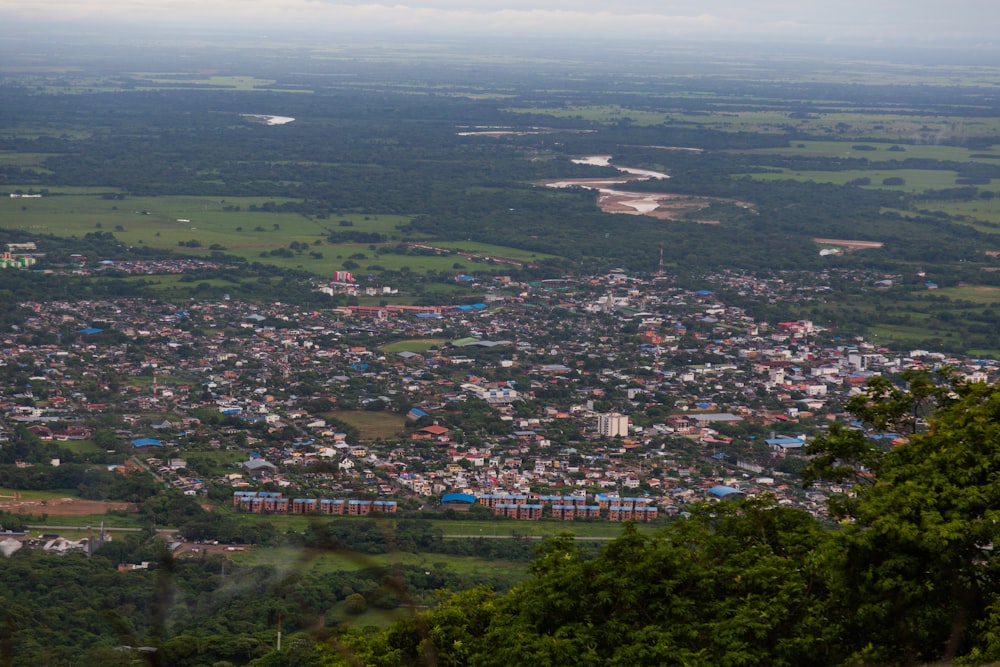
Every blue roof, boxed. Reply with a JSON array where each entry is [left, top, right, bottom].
[[77, 327, 103, 335], [708, 485, 743, 498], [766, 437, 805, 448], [442, 493, 477, 504], [131, 438, 163, 447]]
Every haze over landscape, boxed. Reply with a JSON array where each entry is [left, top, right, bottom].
[[1, 0, 998, 45], [4, 2, 1000, 666]]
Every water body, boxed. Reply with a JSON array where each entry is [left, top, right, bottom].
[[544, 155, 675, 216]]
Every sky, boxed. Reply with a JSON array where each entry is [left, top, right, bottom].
[[0, 0, 997, 47]]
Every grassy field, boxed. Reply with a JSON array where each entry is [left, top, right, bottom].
[[328, 411, 409, 440], [55, 440, 104, 455], [740, 140, 1000, 162], [912, 199, 1000, 226], [378, 339, 448, 354], [136, 75, 282, 90], [503, 105, 1000, 141], [932, 286, 1000, 305], [0, 488, 81, 501], [0, 152, 59, 167], [13, 509, 144, 529], [0, 192, 552, 277], [426, 241, 558, 262], [744, 168, 962, 192]]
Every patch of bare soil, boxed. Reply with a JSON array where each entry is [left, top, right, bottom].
[[813, 238, 884, 251], [596, 190, 738, 222]]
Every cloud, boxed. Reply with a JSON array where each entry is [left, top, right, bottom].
[[0, 0, 996, 44]]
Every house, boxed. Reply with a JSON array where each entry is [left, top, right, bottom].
[[413, 424, 450, 440], [242, 458, 278, 475]]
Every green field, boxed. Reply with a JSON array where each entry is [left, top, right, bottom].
[[55, 440, 104, 455], [932, 286, 1000, 305], [328, 411, 409, 440], [0, 192, 552, 278], [745, 168, 962, 192], [0, 152, 59, 167], [741, 139, 1000, 162], [30, 513, 144, 528], [0, 488, 82, 501], [504, 105, 1000, 140], [379, 339, 448, 354], [426, 241, 558, 262], [912, 198, 1000, 226]]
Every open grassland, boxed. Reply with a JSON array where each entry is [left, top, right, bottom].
[[881, 207, 1000, 236], [423, 240, 558, 262], [28, 512, 144, 528], [378, 339, 448, 354], [0, 193, 412, 241], [867, 322, 964, 346], [911, 199, 1000, 225], [328, 411, 409, 440], [932, 286, 1000, 305], [56, 440, 104, 455], [0, 126, 91, 140], [0, 488, 82, 501], [186, 450, 248, 465], [504, 105, 1000, 140], [121, 275, 243, 294], [0, 193, 546, 277], [739, 140, 1000, 162], [132, 75, 290, 91], [744, 168, 962, 192], [0, 193, 310, 239], [0, 73, 311, 95], [5, 185, 122, 195], [0, 152, 59, 167]]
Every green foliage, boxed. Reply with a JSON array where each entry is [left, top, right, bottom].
[[805, 371, 1000, 663], [342, 507, 842, 667]]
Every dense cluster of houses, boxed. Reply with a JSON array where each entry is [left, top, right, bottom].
[[2, 264, 996, 524]]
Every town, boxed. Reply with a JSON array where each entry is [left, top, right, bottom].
[[3, 258, 990, 534]]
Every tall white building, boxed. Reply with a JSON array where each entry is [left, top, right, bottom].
[[597, 412, 629, 438]]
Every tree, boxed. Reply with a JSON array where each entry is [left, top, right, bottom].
[[805, 372, 1000, 664], [93, 427, 125, 454], [345, 593, 367, 615]]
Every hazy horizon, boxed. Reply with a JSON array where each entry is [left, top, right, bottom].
[[0, 0, 997, 50]]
